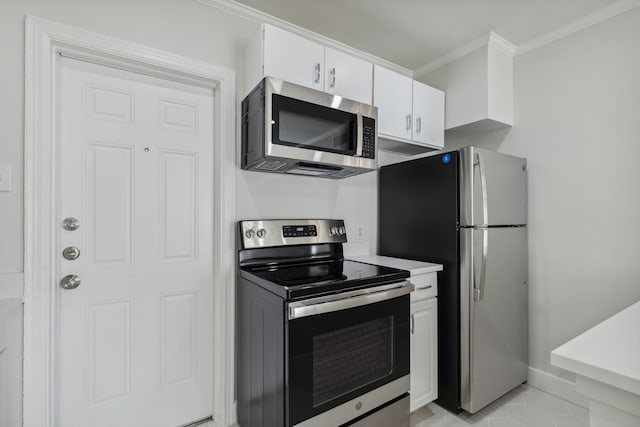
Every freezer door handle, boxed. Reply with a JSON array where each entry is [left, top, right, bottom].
[[475, 152, 489, 225], [474, 228, 488, 301]]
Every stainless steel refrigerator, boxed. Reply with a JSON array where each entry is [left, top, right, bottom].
[[379, 146, 528, 414]]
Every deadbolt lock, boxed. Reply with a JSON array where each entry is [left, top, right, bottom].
[[62, 246, 81, 260], [62, 217, 80, 231]]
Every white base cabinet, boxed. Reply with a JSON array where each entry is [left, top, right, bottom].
[[410, 296, 438, 412]]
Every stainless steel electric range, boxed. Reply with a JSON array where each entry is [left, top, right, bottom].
[[236, 219, 412, 427]]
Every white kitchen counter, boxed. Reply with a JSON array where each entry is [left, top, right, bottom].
[[348, 255, 443, 275], [551, 300, 640, 426]]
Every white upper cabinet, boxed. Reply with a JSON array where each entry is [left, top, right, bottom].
[[412, 80, 445, 147], [245, 24, 373, 104], [420, 32, 514, 133], [244, 24, 446, 154], [262, 24, 325, 92], [324, 47, 373, 104], [374, 65, 413, 141], [374, 65, 444, 152]]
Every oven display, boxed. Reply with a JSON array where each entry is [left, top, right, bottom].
[[283, 225, 317, 238]]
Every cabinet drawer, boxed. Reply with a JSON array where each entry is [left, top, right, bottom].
[[410, 273, 437, 302]]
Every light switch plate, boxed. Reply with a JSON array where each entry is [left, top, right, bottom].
[[0, 163, 13, 191]]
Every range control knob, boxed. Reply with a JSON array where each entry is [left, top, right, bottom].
[[338, 226, 346, 235], [256, 228, 267, 238], [244, 229, 255, 238], [330, 226, 338, 236]]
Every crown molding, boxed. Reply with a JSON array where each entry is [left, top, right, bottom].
[[195, 0, 413, 76], [416, 0, 640, 77], [489, 31, 516, 56], [414, 31, 514, 78], [516, 0, 640, 56], [414, 34, 490, 78]]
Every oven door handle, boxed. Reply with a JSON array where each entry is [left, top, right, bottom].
[[288, 281, 414, 320]]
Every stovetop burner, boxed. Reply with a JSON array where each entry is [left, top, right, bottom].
[[241, 259, 409, 300], [237, 219, 410, 300], [276, 273, 348, 286]]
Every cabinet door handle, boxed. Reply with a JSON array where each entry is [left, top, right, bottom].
[[416, 117, 422, 134], [314, 62, 321, 84], [410, 314, 415, 334], [329, 67, 336, 88], [406, 114, 412, 131]]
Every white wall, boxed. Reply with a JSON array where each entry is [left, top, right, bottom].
[[498, 7, 640, 385], [236, 170, 378, 257]]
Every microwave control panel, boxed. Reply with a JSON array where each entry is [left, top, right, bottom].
[[361, 116, 376, 159]]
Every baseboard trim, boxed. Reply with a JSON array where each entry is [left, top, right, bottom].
[[528, 367, 589, 408]]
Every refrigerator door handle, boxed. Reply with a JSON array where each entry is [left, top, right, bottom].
[[475, 152, 489, 225], [474, 228, 488, 302]]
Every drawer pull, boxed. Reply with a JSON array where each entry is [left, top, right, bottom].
[[415, 284, 433, 291]]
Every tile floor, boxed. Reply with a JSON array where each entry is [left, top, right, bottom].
[[410, 385, 588, 427], [201, 385, 588, 427]]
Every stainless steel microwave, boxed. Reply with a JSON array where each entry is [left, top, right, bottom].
[[241, 77, 378, 179]]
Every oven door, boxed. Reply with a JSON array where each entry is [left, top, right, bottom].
[[287, 282, 412, 426]]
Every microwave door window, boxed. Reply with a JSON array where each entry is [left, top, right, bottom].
[[279, 110, 351, 152], [273, 94, 357, 155]]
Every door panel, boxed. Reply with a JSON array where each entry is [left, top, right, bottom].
[[264, 24, 325, 91], [410, 298, 438, 412], [373, 65, 412, 140], [325, 47, 373, 104], [58, 57, 214, 427], [87, 143, 134, 265], [463, 227, 528, 413], [159, 151, 198, 262], [460, 147, 527, 226], [88, 300, 132, 404], [411, 81, 444, 148]]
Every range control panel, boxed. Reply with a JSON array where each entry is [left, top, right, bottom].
[[282, 225, 317, 238], [240, 219, 347, 249]]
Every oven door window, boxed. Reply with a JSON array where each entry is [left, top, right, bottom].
[[288, 295, 409, 425], [272, 94, 357, 155]]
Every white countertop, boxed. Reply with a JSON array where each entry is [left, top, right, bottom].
[[551, 300, 640, 397], [348, 255, 443, 275]]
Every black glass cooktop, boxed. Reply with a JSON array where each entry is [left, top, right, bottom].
[[240, 259, 410, 300]]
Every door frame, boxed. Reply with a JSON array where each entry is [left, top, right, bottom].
[[24, 16, 236, 427]]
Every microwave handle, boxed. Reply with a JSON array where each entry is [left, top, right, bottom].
[[355, 113, 364, 156], [288, 281, 414, 320]]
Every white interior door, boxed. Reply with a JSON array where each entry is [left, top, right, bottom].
[[57, 57, 214, 427]]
